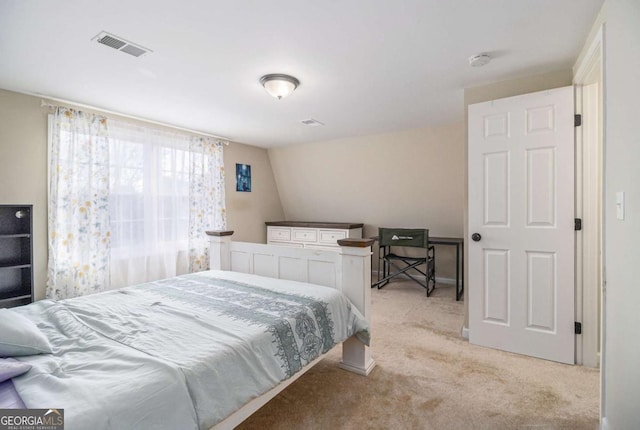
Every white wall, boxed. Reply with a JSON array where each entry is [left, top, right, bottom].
[[0, 88, 284, 300], [577, 0, 640, 427], [268, 123, 465, 279], [0, 90, 48, 300], [224, 142, 285, 243]]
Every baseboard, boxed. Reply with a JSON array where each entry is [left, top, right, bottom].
[[461, 326, 469, 340]]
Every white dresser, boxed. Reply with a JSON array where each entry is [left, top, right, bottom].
[[266, 221, 363, 251]]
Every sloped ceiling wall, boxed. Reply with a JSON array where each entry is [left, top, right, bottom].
[[268, 123, 465, 278]]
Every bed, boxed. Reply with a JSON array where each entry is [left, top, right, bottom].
[[0, 231, 375, 429]]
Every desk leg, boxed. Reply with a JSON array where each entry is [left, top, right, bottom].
[[371, 251, 375, 288], [455, 243, 460, 301], [459, 242, 464, 300]]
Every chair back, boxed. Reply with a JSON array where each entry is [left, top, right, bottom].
[[378, 228, 429, 248]]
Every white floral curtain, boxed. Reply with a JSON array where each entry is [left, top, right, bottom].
[[47, 112, 226, 295], [46, 108, 111, 300], [188, 136, 226, 272]]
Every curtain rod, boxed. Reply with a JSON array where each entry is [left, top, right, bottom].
[[37, 96, 230, 144]]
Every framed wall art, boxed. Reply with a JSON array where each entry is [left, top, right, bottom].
[[236, 163, 251, 192]]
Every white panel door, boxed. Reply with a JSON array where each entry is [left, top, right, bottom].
[[468, 86, 575, 364]]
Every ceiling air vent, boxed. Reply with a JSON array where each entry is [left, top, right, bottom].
[[92, 31, 151, 57], [300, 118, 325, 127]]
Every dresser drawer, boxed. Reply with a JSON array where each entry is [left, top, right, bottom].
[[267, 227, 291, 242], [266, 223, 362, 251], [318, 229, 347, 245], [292, 228, 318, 242]]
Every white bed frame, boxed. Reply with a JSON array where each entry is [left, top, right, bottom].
[[207, 231, 375, 429]]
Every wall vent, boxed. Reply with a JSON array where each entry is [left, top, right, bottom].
[[92, 31, 152, 57], [300, 118, 325, 127]]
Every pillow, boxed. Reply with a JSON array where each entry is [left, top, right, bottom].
[[0, 308, 52, 357], [0, 358, 32, 383]]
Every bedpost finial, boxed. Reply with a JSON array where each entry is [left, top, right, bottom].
[[206, 230, 234, 237]]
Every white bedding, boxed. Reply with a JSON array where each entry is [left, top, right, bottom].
[[10, 270, 370, 429]]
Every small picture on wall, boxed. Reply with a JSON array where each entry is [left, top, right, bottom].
[[236, 163, 251, 192]]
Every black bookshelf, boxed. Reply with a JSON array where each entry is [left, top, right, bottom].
[[0, 205, 34, 307]]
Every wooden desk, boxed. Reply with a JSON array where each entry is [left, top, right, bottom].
[[429, 237, 464, 301]]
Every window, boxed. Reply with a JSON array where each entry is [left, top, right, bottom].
[[108, 124, 191, 256], [48, 111, 226, 296], [108, 120, 223, 288]]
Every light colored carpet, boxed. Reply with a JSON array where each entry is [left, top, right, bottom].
[[238, 280, 599, 430]]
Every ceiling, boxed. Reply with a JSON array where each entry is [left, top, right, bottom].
[[0, 0, 603, 148]]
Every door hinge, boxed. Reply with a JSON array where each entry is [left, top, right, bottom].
[[575, 322, 582, 335], [575, 114, 582, 127], [575, 218, 582, 231]]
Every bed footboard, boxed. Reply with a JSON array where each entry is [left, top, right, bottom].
[[207, 231, 375, 376]]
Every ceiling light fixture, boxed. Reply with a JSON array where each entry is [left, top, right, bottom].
[[260, 74, 300, 100]]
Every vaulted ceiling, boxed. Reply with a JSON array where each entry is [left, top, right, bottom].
[[0, 0, 603, 147]]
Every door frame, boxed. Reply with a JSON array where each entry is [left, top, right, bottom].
[[573, 19, 604, 399]]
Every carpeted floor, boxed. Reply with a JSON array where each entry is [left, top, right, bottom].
[[238, 280, 600, 430]]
